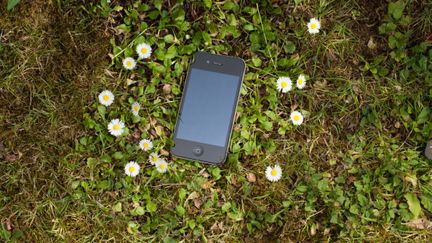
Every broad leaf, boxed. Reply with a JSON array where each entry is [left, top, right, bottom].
[[405, 193, 421, 219], [388, 1, 405, 20], [7, 0, 20, 11]]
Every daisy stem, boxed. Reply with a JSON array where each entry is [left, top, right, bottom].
[[143, 174, 154, 187], [256, 3, 276, 70], [112, 29, 148, 61]]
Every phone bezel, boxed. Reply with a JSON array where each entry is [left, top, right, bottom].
[[171, 51, 245, 165]]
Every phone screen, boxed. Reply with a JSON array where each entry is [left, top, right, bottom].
[[176, 68, 241, 147]]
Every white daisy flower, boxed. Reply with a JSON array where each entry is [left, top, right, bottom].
[[276, 77, 292, 93], [149, 152, 159, 165], [108, 119, 125, 137], [136, 43, 152, 59], [131, 102, 141, 116], [98, 90, 114, 106], [265, 165, 282, 182], [155, 158, 168, 173], [296, 74, 307, 89], [125, 161, 140, 177], [139, 139, 153, 151], [123, 57, 136, 70], [307, 18, 321, 34], [290, 111, 304, 126]]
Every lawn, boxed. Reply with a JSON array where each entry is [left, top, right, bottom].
[[1, 0, 432, 241]]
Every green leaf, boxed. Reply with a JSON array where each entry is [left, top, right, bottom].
[[228, 211, 243, 221], [417, 107, 430, 124], [113, 202, 122, 212], [112, 152, 124, 160], [349, 204, 359, 215], [203, 0, 212, 9], [135, 206, 145, 216], [251, 56, 262, 67], [86, 157, 97, 168], [146, 201, 157, 213], [404, 193, 421, 218], [388, 1, 405, 20], [420, 195, 432, 213], [176, 205, 186, 216], [243, 141, 255, 155], [97, 105, 106, 116], [7, 0, 20, 11], [284, 41, 296, 54], [178, 188, 187, 202], [163, 34, 174, 43], [222, 202, 231, 212], [209, 167, 222, 180], [154, 0, 162, 10]]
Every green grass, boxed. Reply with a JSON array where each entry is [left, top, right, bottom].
[[1, 0, 432, 241]]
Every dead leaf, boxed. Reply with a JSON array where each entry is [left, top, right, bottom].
[[193, 198, 202, 209], [405, 218, 432, 230], [155, 126, 165, 137], [5, 218, 13, 231], [126, 79, 137, 86], [246, 173, 256, 183], [198, 168, 210, 178], [367, 37, 377, 49], [201, 181, 215, 190], [186, 191, 200, 201], [395, 121, 401, 128], [163, 84, 171, 94], [5, 154, 17, 162], [404, 174, 417, 187], [160, 149, 169, 156]]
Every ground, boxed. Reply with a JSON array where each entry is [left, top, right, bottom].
[[1, 0, 432, 242]]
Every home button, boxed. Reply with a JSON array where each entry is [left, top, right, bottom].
[[192, 146, 203, 156]]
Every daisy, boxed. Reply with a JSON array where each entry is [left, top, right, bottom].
[[149, 152, 159, 165], [307, 18, 321, 34], [139, 139, 153, 151], [108, 119, 125, 137], [265, 165, 282, 182], [276, 77, 292, 93], [296, 74, 306, 89], [155, 158, 168, 173], [131, 102, 141, 116], [136, 43, 152, 59], [125, 161, 140, 177], [290, 111, 304, 126], [123, 57, 136, 70], [98, 90, 114, 106]]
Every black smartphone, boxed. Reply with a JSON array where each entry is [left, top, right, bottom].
[[171, 51, 246, 165]]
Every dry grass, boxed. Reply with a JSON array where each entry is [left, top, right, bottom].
[[0, 0, 116, 240]]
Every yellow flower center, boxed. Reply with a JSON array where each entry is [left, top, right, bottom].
[[294, 115, 300, 121], [159, 163, 165, 169], [113, 124, 120, 131], [141, 48, 147, 54], [298, 79, 303, 85], [281, 81, 287, 88], [103, 95, 110, 101], [311, 23, 317, 29], [134, 105, 139, 111], [151, 156, 157, 162], [143, 143, 148, 148], [129, 166, 135, 173], [126, 61, 132, 67], [271, 169, 277, 176]]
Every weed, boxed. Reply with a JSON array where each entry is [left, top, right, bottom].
[[1, 0, 432, 241]]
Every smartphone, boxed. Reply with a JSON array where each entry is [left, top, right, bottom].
[[171, 51, 246, 165]]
